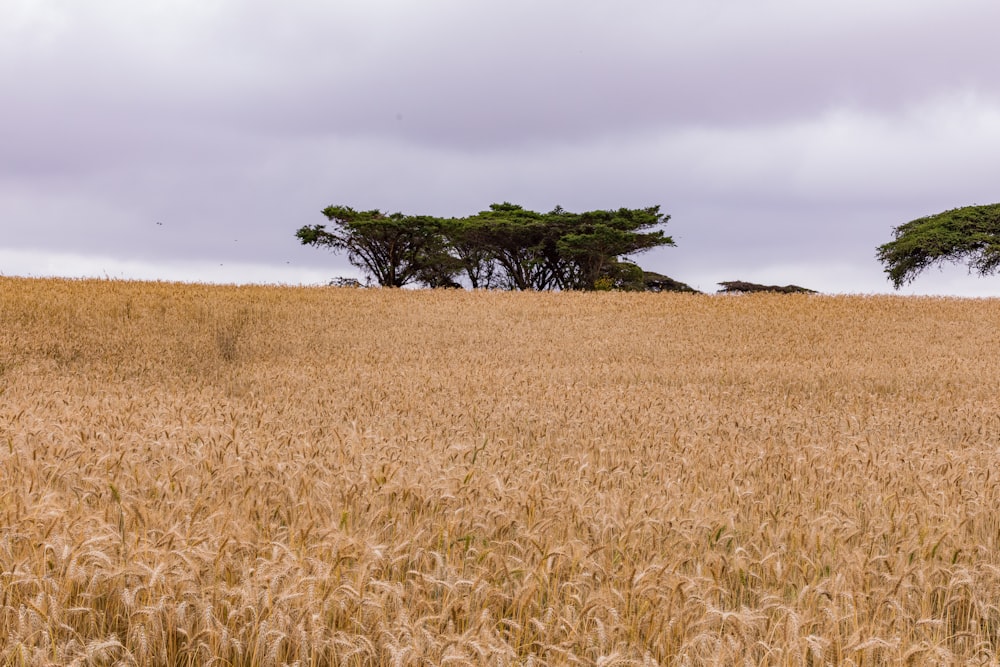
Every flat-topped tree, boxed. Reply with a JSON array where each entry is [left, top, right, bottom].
[[464, 203, 559, 290], [877, 204, 1000, 288], [462, 203, 674, 291], [554, 206, 674, 290], [297, 206, 454, 288]]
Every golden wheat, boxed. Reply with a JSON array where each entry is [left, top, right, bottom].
[[2, 277, 1000, 665]]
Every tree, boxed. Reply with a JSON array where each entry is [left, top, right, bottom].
[[554, 206, 674, 290], [438, 217, 499, 289], [296, 206, 446, 287], [877, 204, 1000, 288], [411, 238, 465, 289], [460, 203, 675, 291], [464, 204, 560, 290]]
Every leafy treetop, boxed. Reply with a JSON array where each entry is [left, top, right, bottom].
[[876, 204, 1000, 288]]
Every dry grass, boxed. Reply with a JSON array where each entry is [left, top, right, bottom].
[[2, 277, 1000, 666]]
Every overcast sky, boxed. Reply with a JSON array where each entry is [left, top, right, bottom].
[[4, 0, 1000, 295]]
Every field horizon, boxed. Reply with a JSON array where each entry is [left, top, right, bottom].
[[3, 277, 1000, 665]]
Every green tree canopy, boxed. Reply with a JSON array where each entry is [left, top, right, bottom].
[[463, 203, 560, 290], [452, 203, 674, 291], [296, 206, 447, 287], [554, 206, 673, 290], [877, 204, 1000, 288]]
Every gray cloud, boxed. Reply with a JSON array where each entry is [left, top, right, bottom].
[[3, 0, 1000, 294]]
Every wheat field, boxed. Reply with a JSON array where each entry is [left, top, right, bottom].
[[2, 277, 1000, 666]]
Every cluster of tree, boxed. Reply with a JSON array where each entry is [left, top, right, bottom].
[[296, 203, 677, 290], [877, 204, 1000, 288]]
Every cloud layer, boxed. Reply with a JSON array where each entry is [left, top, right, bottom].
[[3, 0, 1000, 294]]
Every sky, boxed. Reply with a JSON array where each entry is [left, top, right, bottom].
[[3, 0, 1000, 295]]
